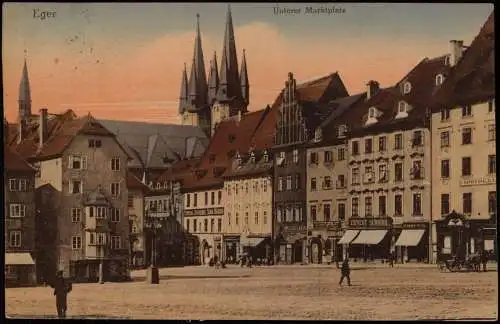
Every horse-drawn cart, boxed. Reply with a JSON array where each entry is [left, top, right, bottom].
[[437, 254, 482, 272]]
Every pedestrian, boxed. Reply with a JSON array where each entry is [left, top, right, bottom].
[[339, 258, 351, 286], [389, 251, 394, 268], [481, 250, 489, 272], [49, 270, 72, 318]]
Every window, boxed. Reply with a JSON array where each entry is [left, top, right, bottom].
[[412, 193, 422, 216], [368, 107, 376, 118], [364, 166, 374, 183], [379, 164, 388, 182], [218, 191, 222, 204], [310, 152, 318, 164], [311, 178, 317, 191], [441, 160, 450, 178], [412, 130, 423, 147], [488, 155, 496, 174], [351, 141, 359, 155], [111, 236, 121, 250], [276, 209, 281, 223], [488, 99, 495, 113], [254, 212, 259, 225], [193, 220, 197, 232], [292, 150, 299, 163], [71, 208, 81, 222], [338, 125, 347, 138], [244, 213, 249, 225], [186, 219, 190, 231], [324, 204, 331, 222], [9, 179, 18, 191], [88, 139, 102, 148], [394, 194, 403, 216], [210, 219, 215, 232], [111, 158, 120, 171], [323, 176, 332, 189], [186, 194, 191, 207], [263, 211, 268, 225], [205, 192, 208, 205], [72, 236, 82, 250], [394, 163, 403, 182], [337, 148, 345, 161], [310, 205, 317, 221], [462, 157, 471, 176], [96, 206, 107, 219], [218, 219, 222, 232], [440, 131, 450, 148], [488, 191, 496, 214], [379, 196, 386, 216], [286, 175, 292, 190], [462, 193, 472, 215], [441, 108, 450, 121], [210, 192, 215, 205], [69, 155, 87, 170], [441, 194, 450, 215], [110, 208, 120, 222], [332, 175, 343, 189], [9, 231, 21, 247], [278, 177, 283, 192], [436, 74, 444, 85], [394, 134, 403, 150], [9, 204, 26, 218], [111, 183, 120, 197], [338, 203, 346, 220], [411, 160, 423, 179], [351, 197, 359, 217], [462, 105, 472, 117], [403, 82, 411, 94], [70, 180, 82, 194], [488, 124, 496, 141], [351, 168, 360, 185], [204, 219, 208, 232], [128, 194, 134, 207], [365, 197, 373, 217], [378, 136, 386, 152], [294, 174, 301, 190], [365, 138, 373, 153], [18, 179, 27, 191], [194, 193, 198, 207], [324, 151, 333, 163], [398, 101, 407, 113], [462, 128, 472, 145]]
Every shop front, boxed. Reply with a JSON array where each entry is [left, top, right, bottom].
[[5, 252, 37, 287], [343, 217, 393, 262], [275, 223, 307, 264], [308, 220, 344, 264], [240, 234, 272, 263], [223, 235, 240, 263], [394, 222, 429, 263]]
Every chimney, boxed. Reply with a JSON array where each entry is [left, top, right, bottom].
[[366, 80, 380, 100], [449, 40, 464, 67], [39, 108, 48, 148]]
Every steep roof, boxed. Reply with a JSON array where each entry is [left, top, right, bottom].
[[431, 11, 495, 111], [3, 146, 36, 172], [126, 171, 151, 192]]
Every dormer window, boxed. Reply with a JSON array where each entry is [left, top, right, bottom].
[[314, 128, 322, 142], [403, 82, 411, 94], [395, 101, 409, 119], [337, 125, 347, 138], [436, 74, 445, 86], [263, 151, 269, 163], [148, 181, 153, 188], [368, 107, 376, 118], [365, 107, 378, 126], [249, 152, 256, 163], [156, 183, 161, 189], [163, 181, 168, 189]]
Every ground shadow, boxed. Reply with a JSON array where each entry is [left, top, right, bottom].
[[131, 274, 252, 282]]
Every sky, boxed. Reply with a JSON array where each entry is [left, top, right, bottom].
[[2, 3, 494, 124]]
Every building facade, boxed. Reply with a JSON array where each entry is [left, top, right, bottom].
[[4, 146, 37, 286], [127, 172, 150, 268]]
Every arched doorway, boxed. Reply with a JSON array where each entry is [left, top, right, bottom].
[[201, 240, 210, 264]]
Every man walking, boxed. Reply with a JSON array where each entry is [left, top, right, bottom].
[[339, 258, 351, 286], [50, 270, 72, 318]]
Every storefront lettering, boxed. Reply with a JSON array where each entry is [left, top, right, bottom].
[[184, 207, 224, 217], [460, 177, 496, 187], [402, 223, 428, 230], [348, 217, 392, 228]]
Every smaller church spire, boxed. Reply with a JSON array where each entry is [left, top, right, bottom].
[[240, 49, 249, 107], [19, 56, 31, 104], [178, 63, 189, 114], [208, 51, 219, 104]]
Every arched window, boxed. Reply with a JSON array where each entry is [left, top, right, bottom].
[[436, 74, 445, 86], [403, 82, 412, 94], [398, 101, 407, 113]]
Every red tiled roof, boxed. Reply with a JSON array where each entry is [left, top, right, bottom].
[[126, 172, 150, 192], [3, 146, 35, 172], [431, 11, 494, 110]]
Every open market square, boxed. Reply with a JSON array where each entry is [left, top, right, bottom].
[[5, 263, 498, 320]]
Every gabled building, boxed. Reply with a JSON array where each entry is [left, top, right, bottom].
[[430, 12, 496, 263], [4, 146, 37, 286], [273, 72, 349, 264]]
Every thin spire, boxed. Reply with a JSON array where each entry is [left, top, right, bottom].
[[187, 13, 208, 111], [19, 57, 31, 103], [178, 63, 189, 114], [240, 49, 249, 103], [208, 51, 219, 104]]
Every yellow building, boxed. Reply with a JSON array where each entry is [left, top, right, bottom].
[[430, 13, 496, 262]]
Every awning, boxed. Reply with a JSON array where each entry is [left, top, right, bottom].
[[5, 252, 35, 265], [338, 230, 360, 244], [394, 229, 425, 247], [351, 230, 388, 245], [286, 234, 305, 244], [240, 237, 266, 247]]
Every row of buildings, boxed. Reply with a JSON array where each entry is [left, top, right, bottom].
[[4, 8, 495, 286]]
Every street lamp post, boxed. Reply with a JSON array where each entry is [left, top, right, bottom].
[[144, 207, 165, 284], [98, 245, 104, 284]]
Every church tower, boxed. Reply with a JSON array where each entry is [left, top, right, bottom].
[[179, 14, 211, 136], [210, 5, 249, 136], [18, 55, 32, 143]]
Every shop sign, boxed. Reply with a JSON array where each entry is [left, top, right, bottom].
[[402, 222, 428, 230], [348, 217, 392, 228], [184, 207, 224, 217], [460, 177, 496, 187]]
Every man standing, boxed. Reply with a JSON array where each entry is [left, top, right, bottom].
[[339, 258, 351, 286], [50, 270, 72, 318]]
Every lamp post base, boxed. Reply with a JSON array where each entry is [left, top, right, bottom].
[[98, 261, 104, 284], [146, 265, 159, 284]]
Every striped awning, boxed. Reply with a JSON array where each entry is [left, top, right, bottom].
[[5, 252, 35, 265], [338, 230, 360, 244], [394, 229, 425, 247], [351, 230, 388, 245]]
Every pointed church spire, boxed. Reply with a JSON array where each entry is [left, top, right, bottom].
[[208, 51, 219, 104], [240, 49, 249, 106], [178, 63, 189, 114], [19, 54, 32, 113], [186, 13, 208, 112], [216, 4, 242, 102]]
